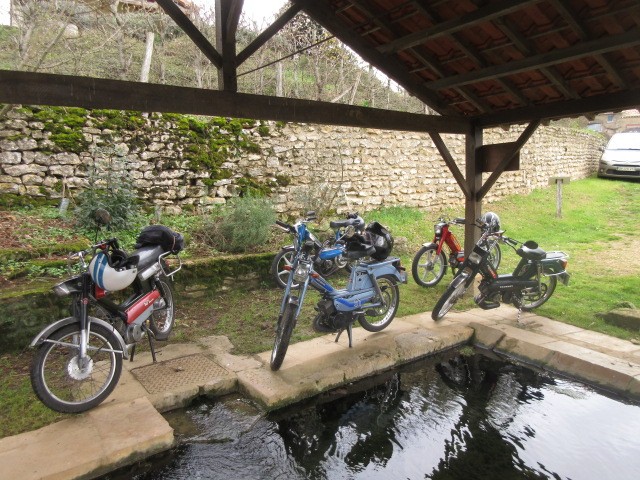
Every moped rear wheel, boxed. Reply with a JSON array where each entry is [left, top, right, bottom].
[[30, 323, 122, 413], [359, 275, 400, 332], [432, 273, 470, 321], [518, 276, 557, 310], [412, 245, 447, 287], [148, 277, 175, 341], [270, 298, 297, 371]]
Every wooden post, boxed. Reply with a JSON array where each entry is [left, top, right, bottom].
[[549, 176, 571, 218], [464, 125, 483, 258]]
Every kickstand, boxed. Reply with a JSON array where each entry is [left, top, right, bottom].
[[334, 323, 353, 348], [147, 331, 157, 363], [129, 344, 136, 362]]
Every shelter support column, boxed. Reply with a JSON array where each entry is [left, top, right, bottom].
[[464, 125, 483, 258]]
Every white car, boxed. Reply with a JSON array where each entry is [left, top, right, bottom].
[[598, 132, 640, 179]]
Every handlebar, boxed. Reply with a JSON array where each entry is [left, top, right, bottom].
[[275, 220, 294, 233]]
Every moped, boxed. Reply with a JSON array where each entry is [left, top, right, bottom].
[[271, 212, 364, 289], [412, 217, 501, 287], [29, 210, 183, 413], [432, 213, 569, 321], [271, 213, 406, 371]]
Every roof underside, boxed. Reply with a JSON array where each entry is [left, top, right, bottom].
[[296, 0, 640, 126]]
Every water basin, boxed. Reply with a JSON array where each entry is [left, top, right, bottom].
[[105, 350, 640, 480]]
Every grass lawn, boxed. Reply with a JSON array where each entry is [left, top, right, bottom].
[[1, 176, 638, 438]]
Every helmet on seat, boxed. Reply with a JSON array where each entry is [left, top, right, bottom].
[[480, 212, 501, 233], [364, 221, 394, 260], [89, 250, 138, 291]]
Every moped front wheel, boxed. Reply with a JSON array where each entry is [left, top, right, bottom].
[[412, 245, 447, 287], [270, 298, 297, 371], [271, 247, 298, 289], [30, 323, 123, 413], [359, 275, 400, 332], [432, 273, 470, 321]]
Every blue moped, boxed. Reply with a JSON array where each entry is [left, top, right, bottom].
[[271, 213, 406, 371]]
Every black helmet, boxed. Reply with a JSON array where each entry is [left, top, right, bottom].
[[364, 221, 394, 260], [480, 212, 500, 233]]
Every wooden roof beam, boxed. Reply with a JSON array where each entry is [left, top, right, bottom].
[[294, 0, 457, 115], [350, 0, 489, 113], [155, 0, 222, 69], [475, 88, 640, 127], [377, 0, 543, 55], [237, 3, 303, 66], [0, 70, 470, 134], [548, 0, 628, 89], [426, 28, 640, 90]]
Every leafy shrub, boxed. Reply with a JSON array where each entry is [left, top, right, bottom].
[[195, 196, 276, 253], [75, 149, 141, 231]]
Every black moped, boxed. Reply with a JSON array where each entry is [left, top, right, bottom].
[[432, 214, 569, 320]]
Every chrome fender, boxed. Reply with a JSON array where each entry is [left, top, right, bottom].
[[30, 316, 129, 359], [421, 242, 438, 248]]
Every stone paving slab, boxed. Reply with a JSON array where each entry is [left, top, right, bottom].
[[0, 397, 173, 480], [242, 320, 472, 409]]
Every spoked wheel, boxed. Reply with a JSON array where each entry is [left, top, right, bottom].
[[30, 322, 123, 413], [149, 278, 175, 341], [271, 247, 298, 289], [432, 273, 470, 321], [518, 276, 557, 310], [412, 246, 447, 287], [270, 297, 298, 371], [487, 242, 502, 271], [359, 275, 400, 332]]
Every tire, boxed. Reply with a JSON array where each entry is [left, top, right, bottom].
[[518, 276, 557, 311], [432, 273, 470, 321], [30, 322, 123, 413], [270, 297, 297, 371], [359, 275, 400, 332], [487, 242, 501, 271], [271, 247, 297, 289], [412, 245, 447, 287], [149, 277, 175, 341]]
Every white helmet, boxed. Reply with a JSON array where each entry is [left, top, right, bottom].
[[89, 250, 137, 291]]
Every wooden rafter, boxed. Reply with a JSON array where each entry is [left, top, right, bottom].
[[155, 0, 222, 69], [377, 0, 543, 55], [426, 28, 640, 91], [292, 0, 457, 116], [237, 3, 303, 65]]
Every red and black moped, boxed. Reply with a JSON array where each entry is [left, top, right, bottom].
[[411, 216, 501, 287]]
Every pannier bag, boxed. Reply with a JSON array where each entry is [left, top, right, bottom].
[[135, 225, 184, 253], [365, 222, 394, 260]]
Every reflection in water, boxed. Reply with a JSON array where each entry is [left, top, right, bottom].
[[106, 352, 640, 480]]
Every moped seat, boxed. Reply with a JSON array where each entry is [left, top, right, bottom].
[[132, 245, 164, 271], [517, 245, 546, 261], [330, 218, 364, 229], [346, 243, 376, 259]]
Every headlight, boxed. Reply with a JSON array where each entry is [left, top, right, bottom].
[[468, 251, 483, 264], [293, 262, 311, 282], [434, 226, 442, 236]]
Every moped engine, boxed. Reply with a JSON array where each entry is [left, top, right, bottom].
[[475, 280, 501, 310], [313, 298, 353, 332], [124, 324, 144, 343]]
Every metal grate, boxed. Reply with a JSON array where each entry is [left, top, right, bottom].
[[131, 354, 229, 394]]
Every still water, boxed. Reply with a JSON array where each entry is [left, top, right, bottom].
[[108, 351, 640, 480]]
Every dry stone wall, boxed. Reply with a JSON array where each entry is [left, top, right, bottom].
[[0, 107, 605, 215]]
